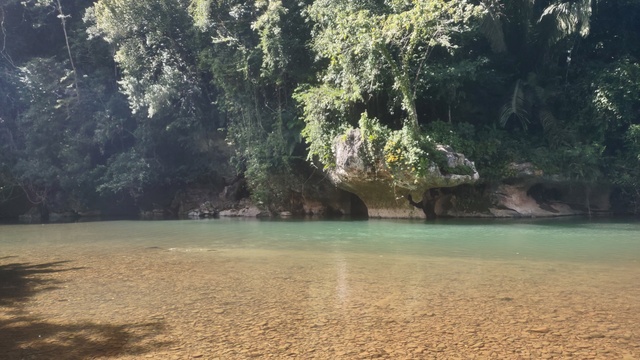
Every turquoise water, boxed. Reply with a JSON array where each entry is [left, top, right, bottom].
[[2, 218, 640, 359], [2, 217, 639, 264]]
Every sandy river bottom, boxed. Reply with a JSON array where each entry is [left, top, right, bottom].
[[1, 243, 639, 359]]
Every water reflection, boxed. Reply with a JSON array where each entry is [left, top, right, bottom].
[[334, 253, 349, 306]]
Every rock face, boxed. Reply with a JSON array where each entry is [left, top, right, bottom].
[[186, 201, 218, 218], [327, 131, 612, 219], [172, 180, 261, 218], [434, 164, 611, 218], [172, 172, 355, 218], [219, 205, 264, 217], [327, 129, 480, 218], [489, 183, 582, 217]]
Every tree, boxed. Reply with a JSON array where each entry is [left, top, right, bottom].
[[487, 0, 597, 134], [0, 0, 91, 213], [88, 0, 203, 119], [297, 0, 484, 167], [0, 60, 21, 204], [87, 0, 226, 203], [189, 0, 313, 210]]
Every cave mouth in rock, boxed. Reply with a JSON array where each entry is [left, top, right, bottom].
[[349, 192, 369, 219], [527, 183, 563, 204]]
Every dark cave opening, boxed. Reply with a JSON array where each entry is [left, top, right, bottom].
[[349, 192, 369, 219]]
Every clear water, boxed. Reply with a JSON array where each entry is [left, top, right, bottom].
[[2, 217, 639, 264], [2, 218, 640, 358]]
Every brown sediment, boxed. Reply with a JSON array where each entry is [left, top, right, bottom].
[[1, 245, 639, 359]]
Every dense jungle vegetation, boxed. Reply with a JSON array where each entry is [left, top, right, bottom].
[[1, 0, 639, 217]]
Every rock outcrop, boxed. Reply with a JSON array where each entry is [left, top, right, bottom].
[[172, 172, 355, 218], [327, 129, 480, 218], [434, 163, 611, 218], [326, 131, 611, 219], [171, 177, 253, 218], [219, 205, 264, 217]]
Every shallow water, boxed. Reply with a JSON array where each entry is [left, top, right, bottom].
[[1, 218, 639, 359], [4, 217, 640, 262]]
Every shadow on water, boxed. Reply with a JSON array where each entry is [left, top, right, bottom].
[[0, 259, 173, 359]]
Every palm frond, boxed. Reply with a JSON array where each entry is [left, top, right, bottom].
[[539, 109, 569, 148], [480, 0, 507, 53], [499, 79, 529, 130], [539, 0, 593, 45]]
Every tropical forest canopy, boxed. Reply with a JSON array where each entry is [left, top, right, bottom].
[[1, 0, 639, 215]]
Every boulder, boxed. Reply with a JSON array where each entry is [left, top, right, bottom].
[[219, 206, 264, 217], [327, 128, 479, 218]]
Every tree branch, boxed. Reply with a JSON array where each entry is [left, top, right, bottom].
[[55, 0, 80, 99], [0, 6, 16, 67]]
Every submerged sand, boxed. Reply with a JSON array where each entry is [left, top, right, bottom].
[[1, 242, 639, 359]]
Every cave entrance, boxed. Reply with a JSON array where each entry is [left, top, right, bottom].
[[349, 192, 369, 219], [527, 183, 563, 203]]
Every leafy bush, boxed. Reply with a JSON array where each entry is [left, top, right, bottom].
[[383, 126, 435, 177]]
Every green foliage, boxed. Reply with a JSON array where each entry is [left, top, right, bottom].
[[84, 0, 231, 203], [189, 0, 312, 210], [252, 0, 288, 81], [298, 0, 485, 176], [499, 79, 529, 130], [88, 0, 202, 119], [591, 58, 640, 127], [295, 85, 355, 167], [303, 0, 484, 129], [424, 121, 473, 154], [383, 126, 435, 177], [2, 0, 640, 217], [538, 0, 593, 45], [0, 65, 22, 188], [529, 144, 604, 182], [358, 112, 390, 166], [96, 149, 152, 199], [229, 101, 304, 209], [610, 123, 640, 213], [9, 57, 81, 204]]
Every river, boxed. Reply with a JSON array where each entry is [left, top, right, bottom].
[[1, 218, 639, 359]]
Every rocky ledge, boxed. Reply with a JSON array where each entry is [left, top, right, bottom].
[[432, 163, 611, 218], [327, 128, 480, 218], [326, 130, 611, 219]]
